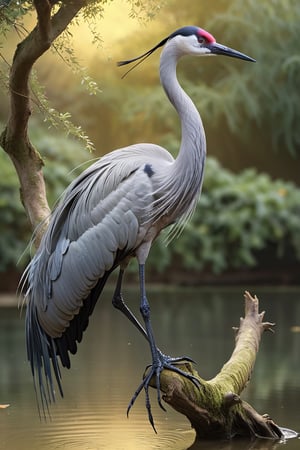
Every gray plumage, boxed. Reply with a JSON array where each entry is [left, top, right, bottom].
[[23, 26, 255, 425]]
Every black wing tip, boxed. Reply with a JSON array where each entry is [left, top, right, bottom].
[[26, 302, 64, 417]]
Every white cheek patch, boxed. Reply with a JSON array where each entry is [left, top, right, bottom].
[[194, 46, 211, 55]]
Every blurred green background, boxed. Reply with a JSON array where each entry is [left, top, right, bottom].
[[0, 0, 300, 289]]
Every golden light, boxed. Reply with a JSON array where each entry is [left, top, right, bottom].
[[71, 2, 145, 63]]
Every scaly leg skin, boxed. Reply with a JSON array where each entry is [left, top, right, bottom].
[[112, 269, 198, 361], [126, 264, 201, 432], [112, 268, 149, 341]]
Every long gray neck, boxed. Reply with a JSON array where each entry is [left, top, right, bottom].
[[158, 40, 206, 220]]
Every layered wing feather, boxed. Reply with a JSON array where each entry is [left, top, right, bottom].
[[24, 143, 173, 415]]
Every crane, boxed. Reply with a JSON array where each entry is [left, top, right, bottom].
[[23, 25, 255, 430]]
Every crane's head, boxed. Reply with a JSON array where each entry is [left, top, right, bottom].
[[118, 26, 255, 76]]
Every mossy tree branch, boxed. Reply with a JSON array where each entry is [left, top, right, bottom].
[[152, 291, 283, 440]]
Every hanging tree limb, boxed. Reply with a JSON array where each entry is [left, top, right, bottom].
[[151, 291, 283, 440]]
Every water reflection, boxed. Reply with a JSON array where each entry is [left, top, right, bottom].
[[0, 286, 299, 449], [188, 436, 290, 450]]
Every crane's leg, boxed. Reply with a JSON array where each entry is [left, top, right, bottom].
[[113, 268, 194, 359], [112, 268, 148, 341], [126, 263, 200, 432]]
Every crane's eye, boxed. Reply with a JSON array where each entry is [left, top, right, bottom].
[[197, 36, 206, 45]]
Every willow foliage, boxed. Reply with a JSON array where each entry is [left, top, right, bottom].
[[205, 0, 300, 156]]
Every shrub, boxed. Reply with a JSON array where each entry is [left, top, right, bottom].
[[0, 125, 88, 270], [149, 158, 300, 274]]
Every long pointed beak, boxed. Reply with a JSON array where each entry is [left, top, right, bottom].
[[208, 42, 256, 62]]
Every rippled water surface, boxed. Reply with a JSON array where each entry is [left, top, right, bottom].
[[1, 286, 300, 449]]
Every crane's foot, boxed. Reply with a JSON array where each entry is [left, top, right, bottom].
[[127, 349, 200, 432]]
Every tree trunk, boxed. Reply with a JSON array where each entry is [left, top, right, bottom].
[[0, 0, 86, 246], [151, 291, 283, 440]]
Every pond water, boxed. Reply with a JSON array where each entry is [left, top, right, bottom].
[[0, 286, 300, 450]]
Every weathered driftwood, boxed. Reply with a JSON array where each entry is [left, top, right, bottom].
[[150, 291, 283, 440]]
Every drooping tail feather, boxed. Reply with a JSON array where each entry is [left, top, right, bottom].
[[25, 301, 63, 419], [25, 269, 113, 418]]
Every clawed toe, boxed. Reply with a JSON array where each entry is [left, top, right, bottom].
[[157, 350, 196, 365], [161, 360, 201, 389], [127, 368, 158, 432], [156, 351, 200, 388], [127, 352, 200, 431]]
